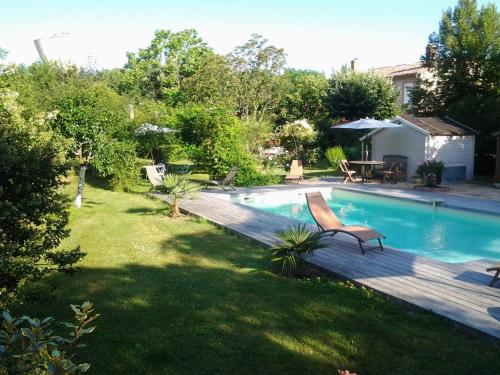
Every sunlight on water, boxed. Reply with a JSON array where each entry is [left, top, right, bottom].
[[237, 189, 500, 263]]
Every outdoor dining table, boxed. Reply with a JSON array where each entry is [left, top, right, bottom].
[[349, 160, 384, 182]]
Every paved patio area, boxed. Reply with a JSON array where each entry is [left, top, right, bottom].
[[153, 181, 500, 340]]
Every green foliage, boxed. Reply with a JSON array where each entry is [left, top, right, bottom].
[[160, 173, 200, 218], [230, 34, 287, 122], [276, 120, 317, 161], [0, 90, 85, 307], [272, 224, 326, 275], [415, 160, 445, 186], [51, 82, 136, 195], [411, 0, 500, 174], [93, 140, 139, 191], [0, 302, 99, 374], [276, 69, 328, 124], [181, 54, 239, 110], [121, 29, 213, 103], [325, 69, 399, 121], [325, 146, 346, 171]]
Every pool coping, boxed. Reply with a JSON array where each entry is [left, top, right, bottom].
[[205, 181, 500, 217]]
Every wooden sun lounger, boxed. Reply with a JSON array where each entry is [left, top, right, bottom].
[[285, 160, 304, 184], [205, 167, 238, 191], [305, 192, 385, 254], [143, 165, 164, 188], [487, 263, 500, 287]]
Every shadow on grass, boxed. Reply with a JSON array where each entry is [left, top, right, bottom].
[[23, 203, 500, 374]]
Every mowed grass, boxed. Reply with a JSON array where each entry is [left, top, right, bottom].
[[21, 176, 500, 374]]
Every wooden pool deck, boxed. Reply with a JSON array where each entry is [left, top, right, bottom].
[[153, 184, 500, 340]]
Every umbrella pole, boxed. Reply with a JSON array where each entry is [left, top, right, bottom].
[[361, 140, 365, 161]]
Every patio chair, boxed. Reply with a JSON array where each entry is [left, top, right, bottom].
[[156, 163, 166, 177], [285, 159, 304, 184], [339, 160, 357, 183], [205, 167, 239, 191], [487, 263, 500, 287], [305, 192, 385, 254], [143, 165, 164, 188]]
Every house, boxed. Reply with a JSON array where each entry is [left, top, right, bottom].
[[372, 63, 431, 106], [360, 114, 478, 182], [349, 59, 432, 106]]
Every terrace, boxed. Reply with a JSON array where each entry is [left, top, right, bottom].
[[153, 180, 500, 339]]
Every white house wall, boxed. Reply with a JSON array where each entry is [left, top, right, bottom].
[[426, 136, 475, 179], [371, 126, 427, 181]]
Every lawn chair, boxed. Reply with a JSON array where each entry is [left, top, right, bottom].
[[379, 155, 407, 183], [487, 263, 500, 287], [156, 163, 166, 178], [285, 160, 304, 184], [143, 165, 164, 188], [205, 167, 239, 191], [305, 192, 385, 254], [339, 160, 357, 183]]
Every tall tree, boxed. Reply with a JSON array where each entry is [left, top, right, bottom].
[[325, 69, 399, 121], [52, 83, 130, 207], [411, 0, 500, 174], [275, 69, 328, 124], [121, 29, 213, 103], [230, 34, 287, 123], [181, 54, 239, 110], [0, 89, 84, 306]]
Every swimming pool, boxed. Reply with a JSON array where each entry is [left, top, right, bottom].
[[234, 189, 500, 263]]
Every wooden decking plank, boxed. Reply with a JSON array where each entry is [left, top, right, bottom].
[[150, 192, 500, 340]]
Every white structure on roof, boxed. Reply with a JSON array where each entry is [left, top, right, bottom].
[[360, 114, 477, 182]]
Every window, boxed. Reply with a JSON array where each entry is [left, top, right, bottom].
[[403, 83, 414, 104]]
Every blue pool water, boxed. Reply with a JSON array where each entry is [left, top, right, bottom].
[[236, 189, 500, 263]]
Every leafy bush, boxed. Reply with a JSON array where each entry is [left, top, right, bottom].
[[0, 90, 85, 307], [325, 146, 346, 171], [160, 173, 200, 218], [93, 140, 139, 191], [272, 224, 326, 276], [415, 160, 444, 186], [0, 302, 99, 374], [177, 106, 271, 186], [275, 120, 317, 161]]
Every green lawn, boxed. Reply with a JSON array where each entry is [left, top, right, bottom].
[[22, 176, 499, 374]]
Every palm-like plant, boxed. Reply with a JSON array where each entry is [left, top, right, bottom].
[[272, 224, 326, 275], [160, 173, 200, 218]]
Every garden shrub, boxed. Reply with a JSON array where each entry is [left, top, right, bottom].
[[0, 90, 85, 307], [415, 160, 444, 186], [275, 120, 317, 161], [93, 140, 139, 191], [272, 224, 326, 276], [177, 106, 274, 186], [0, 301, 99, 374], [325, 146, 346, 171]]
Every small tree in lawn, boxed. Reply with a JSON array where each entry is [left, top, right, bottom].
[[0, 90, 85, 307], [52, 83, 128, 207], [160, 173, 200, 218]]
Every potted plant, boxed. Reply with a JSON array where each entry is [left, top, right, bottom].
[[415, 160, 445, 187], [494, 176, 500, 189]]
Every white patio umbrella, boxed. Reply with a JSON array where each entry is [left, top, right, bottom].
[[331, 118, 402, 159]]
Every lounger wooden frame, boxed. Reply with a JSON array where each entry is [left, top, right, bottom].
[[305, 192, 385, 254], [285, 160, 304, 184], [205, 167, 239, 191], [487, 263, 500, 287]]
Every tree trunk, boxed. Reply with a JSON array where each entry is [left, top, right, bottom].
[[75, 165, 87, 208], [171, 201, 180, 218]]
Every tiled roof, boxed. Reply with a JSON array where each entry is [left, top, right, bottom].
[[373, 63, 428, 78], [399, 114, 476, 136]]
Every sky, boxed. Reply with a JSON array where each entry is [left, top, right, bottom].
[[1, 0, 498, 73]]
